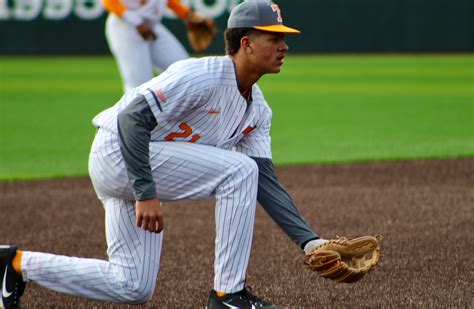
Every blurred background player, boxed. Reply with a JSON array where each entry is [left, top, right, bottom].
[[102, 0, 213, 92]]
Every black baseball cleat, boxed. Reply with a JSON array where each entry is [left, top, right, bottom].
[[0, 245, 26, 309], [206, 287, 286, 309]]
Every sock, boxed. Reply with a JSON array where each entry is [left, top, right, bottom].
[[304, 239, 329, 255], [12, 250, 22, 275], [216, 291, 226, 297]]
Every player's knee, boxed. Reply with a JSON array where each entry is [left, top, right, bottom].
[[121, 285, 155, 304], [235, 155, 258, 182], [120, 278, 156, 304], [217, 154, 259, 199]]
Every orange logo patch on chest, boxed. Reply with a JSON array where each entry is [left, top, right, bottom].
[[243, 125, 256, 135], [207, 109, 221, 115]]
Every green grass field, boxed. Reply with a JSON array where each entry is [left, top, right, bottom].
[[1, 54, 473, 180]]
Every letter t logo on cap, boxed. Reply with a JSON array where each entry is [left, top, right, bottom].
[[271, 4, 282, 22]]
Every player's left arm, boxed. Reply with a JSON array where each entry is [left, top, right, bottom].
[[251, 156, 320, 250], [235, 98, 321, 250], [167, 0, 191, 20], [167, 0, 216, 52], [167, 0, 209, 24]]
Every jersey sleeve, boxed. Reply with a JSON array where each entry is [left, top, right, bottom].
[[251, 157, 319, 248], [117, 95, 158, 200], [101, 0, 143, 26], [140, 59, 213, 124], [167, 0, 190, 20], [235, 87, 272, 159]]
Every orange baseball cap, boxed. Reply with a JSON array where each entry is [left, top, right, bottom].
[[227, 0, 301, 34]]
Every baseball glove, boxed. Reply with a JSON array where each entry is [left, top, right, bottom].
[[186, 12, 216, 52], [304, 235, 381, 283]]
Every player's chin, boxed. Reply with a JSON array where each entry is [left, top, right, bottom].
[[268, 63, 283, 73]]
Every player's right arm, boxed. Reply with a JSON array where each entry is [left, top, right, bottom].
[[102, 0, 142, 26], [117, 94, 163, 233], [101, 0, 156, 40]]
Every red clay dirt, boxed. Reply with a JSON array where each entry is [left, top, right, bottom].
[[1, 158, 472, 308]]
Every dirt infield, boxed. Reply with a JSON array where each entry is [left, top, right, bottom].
[[1, 158, 472, 308]]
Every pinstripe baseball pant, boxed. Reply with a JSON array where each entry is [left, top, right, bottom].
[[20, 128, 257, 303]]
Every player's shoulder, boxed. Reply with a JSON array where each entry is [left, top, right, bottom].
[[168, 56, 232, 73], [251, 84, 268, 106], [251, 84, 272, 116], [167, 56, 235, 83]]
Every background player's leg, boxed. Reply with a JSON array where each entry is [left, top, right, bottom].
[[150, 24, 189, 72], [21, 198, 162, 304], [105, 15, 154, 92]]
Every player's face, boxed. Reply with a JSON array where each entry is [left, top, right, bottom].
[[248, 31, 289, 74]]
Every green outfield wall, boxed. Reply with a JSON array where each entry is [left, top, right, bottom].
[[0, 0, 472, 55]]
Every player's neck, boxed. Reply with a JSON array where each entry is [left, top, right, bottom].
[[230, 55, 262, 95], [240, 88, 250, 100]]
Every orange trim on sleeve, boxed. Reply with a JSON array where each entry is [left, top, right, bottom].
[[102, 0, 127, 17], [167, 0, 191, 20]]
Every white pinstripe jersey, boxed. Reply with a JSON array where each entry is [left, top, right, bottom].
[[119, 0, 167, 23], [92, 56, 273, 159]]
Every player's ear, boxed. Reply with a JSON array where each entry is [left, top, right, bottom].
[[240, 36, 253, 54]]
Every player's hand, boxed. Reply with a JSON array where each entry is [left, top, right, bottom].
[[137, 22, 157, 41], [135, 198, 164, 233]]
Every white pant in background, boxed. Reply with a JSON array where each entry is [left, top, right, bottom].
[[105, 14, 189, 92]]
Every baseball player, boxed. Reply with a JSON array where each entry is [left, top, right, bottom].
[[102, 0, 213, 92], [1, 1, 329, 308]]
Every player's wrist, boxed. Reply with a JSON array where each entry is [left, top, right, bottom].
[[183, 11, 194, 26], [135, 193, 157, 201], [134, 186, 157, 201]]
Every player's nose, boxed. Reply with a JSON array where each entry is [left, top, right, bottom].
[[279, 40, 289, 52]]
